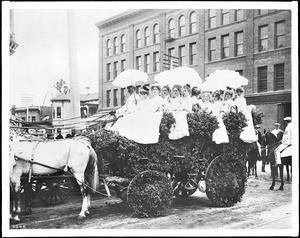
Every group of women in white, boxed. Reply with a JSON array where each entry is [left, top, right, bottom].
[[107, 83, 258, 145]]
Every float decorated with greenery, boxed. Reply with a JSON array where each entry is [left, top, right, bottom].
[[89, 110, 262, 218]]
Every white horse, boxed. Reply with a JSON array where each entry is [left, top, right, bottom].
[[9, 132, 99, 222]]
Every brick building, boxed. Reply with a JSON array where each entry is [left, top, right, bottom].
[[96, 9, 291, 132]]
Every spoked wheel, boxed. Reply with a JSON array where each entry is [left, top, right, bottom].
[[205, 154, 247, 207], [171, 173, 197, 198], [37, 177, 71, 205]]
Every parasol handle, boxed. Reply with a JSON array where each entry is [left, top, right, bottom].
[[130, 77, 138, 104]]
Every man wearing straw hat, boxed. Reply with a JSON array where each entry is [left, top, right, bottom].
[[274, 117, 292, 166]]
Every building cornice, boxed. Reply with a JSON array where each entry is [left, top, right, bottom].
[[95, 9, 148, 29]]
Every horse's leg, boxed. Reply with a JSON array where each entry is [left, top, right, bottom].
[[78, 184, 89, 219], [73, 170, 89, 219], [247, 162, 250, 177], [11, 180, 22, 222], [279, 165, 284, 190], [85, 193, 91, 216], [269, 167, 275, 190], [255, 162, 258, 179], [286, 164, 289, 182]]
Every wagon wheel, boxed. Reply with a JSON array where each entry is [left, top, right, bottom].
[[171, 174, 197, 198], [127, 170, 173, 218], [37, 177, 71, 205], [205, 154, 247, 207]]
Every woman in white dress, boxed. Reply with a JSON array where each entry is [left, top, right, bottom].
[[160, 85, 171, 112], [235, 87, 258, 143], [211, 91, 229, 144], [108, 84, 164, 144], [168, 84, 190, 140], [182, 84, 194, 113], [199, 91, 213, 114]]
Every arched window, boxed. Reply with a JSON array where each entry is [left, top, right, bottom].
[[121, 34, 126, 52], [106, 39, 111, 56], [144, 27, 150, 46], [168, 19, 175, 38], [113, 37, 118, 54], [153, 24, 160, 44], [178, 15, 185, 37], [190, 12, 197, 34], [136, 29, 141, 48]]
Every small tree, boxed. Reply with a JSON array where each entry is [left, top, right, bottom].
[[10, 104, 16, 115], [54, 79, 70, 95]]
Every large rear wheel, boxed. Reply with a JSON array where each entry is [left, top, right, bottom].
[[205, 154, 246, 207]]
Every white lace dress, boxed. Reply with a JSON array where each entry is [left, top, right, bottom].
[[168, 97, 190, 140], [108, 96, 164, 144]]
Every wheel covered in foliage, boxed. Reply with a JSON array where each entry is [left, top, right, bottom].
[[205, 153, 247, 207], [127, 170, 173, 218]]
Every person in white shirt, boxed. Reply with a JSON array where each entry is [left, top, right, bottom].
[[274, 117, 292, 166], [271, 123, 283, 139], [114, 85, 141, 115]]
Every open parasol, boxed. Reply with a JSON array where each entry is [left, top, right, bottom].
[[154, 66, 202, 88], [112, 69, 148, 88], [201, 69, 248, 92]]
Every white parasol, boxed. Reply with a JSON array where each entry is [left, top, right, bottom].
[[112, 69, 148, 88], [201, 69, 248, 92], [154, 66, 202, 88]]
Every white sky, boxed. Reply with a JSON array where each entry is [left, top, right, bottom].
[[8, 8, 129, 106]]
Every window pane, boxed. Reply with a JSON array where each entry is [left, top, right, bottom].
[[179, 16, 185, 36], [179, 46, 185, 66], [276, 36, 285, 48], [136, 30, 141, 48], [154, 24, 160, 44], [190, 43, 196, 65], [259, 26, 268, 51], [222, 9, 229, 25], [169, 19, 175, 37], [258, 66, 268, 92], [190, 12, 197, 34], [235, 9, 243, 21], [274, 64, 284, 90], [144, 27, 150, 46], [113, 37, 118, 54], [121, 35, 126, 52]]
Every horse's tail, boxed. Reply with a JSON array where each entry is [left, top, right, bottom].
[[86, 145, 99, 192]]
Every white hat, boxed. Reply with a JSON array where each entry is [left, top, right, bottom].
[[284, 116, 292, 121]]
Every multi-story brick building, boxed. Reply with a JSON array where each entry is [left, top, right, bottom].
[[96, 9, 291, 131]]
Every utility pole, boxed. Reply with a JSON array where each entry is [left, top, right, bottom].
[[67, 10, 81, 131]]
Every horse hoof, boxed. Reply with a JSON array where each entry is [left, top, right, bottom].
[[77, 215, 86, 220], [278, 187, 284, 191], [269, 186, 274, 190], [261, 170, 265, 172], [85, 211, 90, 216]]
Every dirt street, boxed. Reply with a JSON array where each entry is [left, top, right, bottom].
[[8, 161, 295, 236]]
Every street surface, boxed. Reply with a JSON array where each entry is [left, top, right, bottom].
[[9, 161, 295, 235]]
